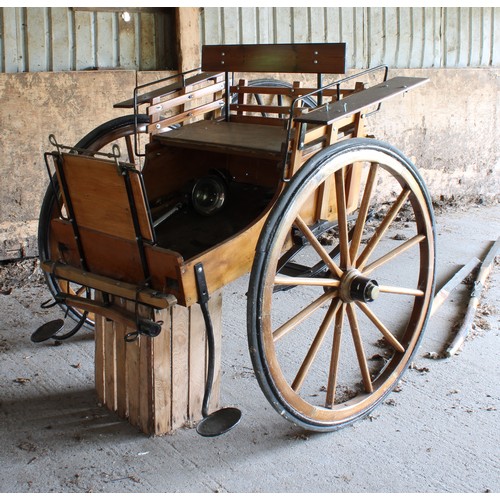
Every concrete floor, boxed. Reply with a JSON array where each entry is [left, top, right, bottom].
[[0, 203, 499, 493]]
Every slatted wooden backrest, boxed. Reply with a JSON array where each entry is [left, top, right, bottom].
[[201, 43, 347, 126]]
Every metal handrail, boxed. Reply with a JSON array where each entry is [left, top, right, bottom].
[[280, 65, 389, 182]]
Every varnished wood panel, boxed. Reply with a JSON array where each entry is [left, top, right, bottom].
[[202, 43, 346, 74], [59, 154, 154, 242]]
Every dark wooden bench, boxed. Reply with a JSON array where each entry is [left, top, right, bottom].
[[152, 43, 347, 158]]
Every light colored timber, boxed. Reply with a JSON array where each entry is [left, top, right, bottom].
[[346, 303, 373, 393], [356, 187, 411, 271], [356, 301, 405, 353], [292, 298, 341, 392], [294, 215, 343, 278], [363, 234, 426, 275], [326, 303, 347, 408], [273, 290, 338, 342]]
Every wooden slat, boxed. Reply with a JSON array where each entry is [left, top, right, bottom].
[[171, 305, 190, 428], [202, 43, 346, 74], [74, 10, 94, 70], [147, 80, 225, 115], [125, 319, 141, 428], [229, 115, 287, 127], [114, 72, 223, 108], [114, 297, 129, 419], [93, 294, 222, 435], [208, 291, 222, 414], [231, 85, 357, 98], [104, 318, 117, 412], [295, 77, 429, 125], [94, 292, 107, 404], [2, 8, 23, 72], [189, 302, 207, 423], [41, 260, 177, 310], [26, 8, 48, 71], [51, 8, 72, 71], [138, 305, 154, 434], [152, 307, 173, 434], [229, 103, 291, 115], [148, 99, 225, 133], [118, 12, 136, 69], [96, 12, 114, 68], [139, 12, 156, 71]]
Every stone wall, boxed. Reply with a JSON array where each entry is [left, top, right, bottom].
[[0, 67, 498, 260]]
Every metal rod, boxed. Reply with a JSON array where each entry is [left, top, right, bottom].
[[122, 167, 152, 284], [194, 262, 214, 418], [55, 155, 88, 272], [281, 65, 389, 182]]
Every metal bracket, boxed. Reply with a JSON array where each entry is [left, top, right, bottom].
[[48, 133, 122, 162], [194, 262, 210, 305]]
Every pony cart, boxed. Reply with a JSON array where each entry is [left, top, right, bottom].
[[36, 43, 435, 436]]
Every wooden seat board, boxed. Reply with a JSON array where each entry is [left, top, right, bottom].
[[154, 121, 287, 160], [295, 77, 429, 126]]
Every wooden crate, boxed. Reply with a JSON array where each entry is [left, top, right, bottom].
[[94, 291, 222, 435]]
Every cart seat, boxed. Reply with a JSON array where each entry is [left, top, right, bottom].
[[154, 120, 287, 161]]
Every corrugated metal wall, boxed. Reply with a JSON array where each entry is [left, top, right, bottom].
[[0, 7, 175, 72], [1, 7, 498, 73], [201, 7, 499, 68]]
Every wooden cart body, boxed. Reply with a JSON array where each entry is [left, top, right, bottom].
[[43, 43, 427, 312], [38, 43, 435, 435]]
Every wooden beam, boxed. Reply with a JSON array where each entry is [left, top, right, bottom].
[[175, 7, 201, 73]]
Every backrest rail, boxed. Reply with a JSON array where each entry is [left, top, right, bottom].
[[202, 43, 346, 74]]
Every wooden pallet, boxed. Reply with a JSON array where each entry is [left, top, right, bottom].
[[94, 291, 222, 435]]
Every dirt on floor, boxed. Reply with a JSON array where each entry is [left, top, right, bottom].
[[0, 202, 499, 494]]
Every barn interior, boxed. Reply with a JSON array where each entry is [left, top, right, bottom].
[[0, 7, 498, 494]]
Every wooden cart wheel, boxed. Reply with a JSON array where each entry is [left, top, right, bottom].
[[239, 78, 317, 112], [248, 138, 435, 431], [38, 114, 150, 326]]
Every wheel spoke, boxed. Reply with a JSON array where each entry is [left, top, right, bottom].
[[334, 168, 351, 269], [274, 275, 340, 288], [356, 301, 405, 353], [378, 284, 424, 297], [326, 303, 346, 407], [350, 164, 378, 265], [356, 187, 411, 271], [363, 234, 426, 275], [254, 93, 267, 117], [292, 298, 341, 392], [346, 303, 374, 393], [294, 215, 343, 278], [273, 290, 337, 342]]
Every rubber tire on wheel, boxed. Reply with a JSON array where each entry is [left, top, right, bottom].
[[248, 138, 436, 431]]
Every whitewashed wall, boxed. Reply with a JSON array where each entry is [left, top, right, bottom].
[[201, 7, 499, 68]]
